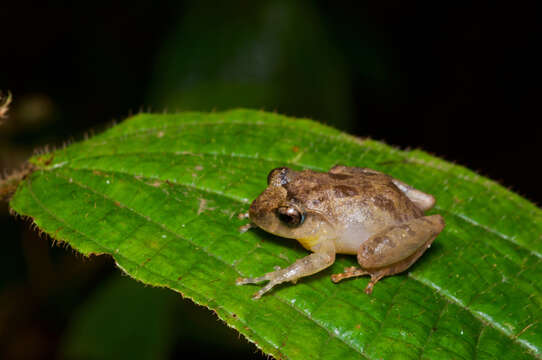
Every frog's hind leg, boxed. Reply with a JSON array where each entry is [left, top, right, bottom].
[[392, 179, 435, 211], [331, 267, 385, 294], [333, 215, 445, 294], [359, 215, 445, 293], [330, 266, 368, 283], [363, 271, 388, 294]]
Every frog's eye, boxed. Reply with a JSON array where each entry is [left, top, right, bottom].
[[267, 167, 291, 186], [276, 206, 304, 226]]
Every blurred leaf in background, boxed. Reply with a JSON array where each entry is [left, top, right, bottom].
[[60, 275, 177, 360], [59, 274, 260, 360], [148, 0, 354, 129]]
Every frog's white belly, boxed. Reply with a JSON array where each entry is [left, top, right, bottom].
[[334, 223, 373, 255]]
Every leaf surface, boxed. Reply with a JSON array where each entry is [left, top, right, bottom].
[[10, 110, 542, 359]]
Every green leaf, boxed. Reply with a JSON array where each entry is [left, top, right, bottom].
[[147, 1, 354, 130], [9, 109, 541, 360]]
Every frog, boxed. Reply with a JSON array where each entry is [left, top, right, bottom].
[[236, 165, 445, 299]]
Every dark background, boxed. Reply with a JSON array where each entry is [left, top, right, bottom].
[[0, 1, 540, 359]]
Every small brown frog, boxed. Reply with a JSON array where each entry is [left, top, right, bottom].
[[237, 165, 444, 299]]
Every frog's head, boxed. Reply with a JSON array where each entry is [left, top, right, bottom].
[[249, 167, 335, 244]]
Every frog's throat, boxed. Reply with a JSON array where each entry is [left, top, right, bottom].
[[297, 236, 319, 251], [296, 209, 336, 251]]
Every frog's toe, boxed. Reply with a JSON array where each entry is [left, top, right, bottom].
[[252, 281, 277, 300], [236, 277, 248, 285], [364, 273, 386, 294], [236, 275, 267, 285], [237, 212, 250, 219], [238, 223, 254, 233], [236, 277, 256, 285], [331, 266, 368, 283]]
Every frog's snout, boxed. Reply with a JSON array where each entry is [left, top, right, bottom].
[[248, 187, 283, 227]]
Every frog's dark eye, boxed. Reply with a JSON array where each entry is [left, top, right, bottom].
[[267, 167, 291, 186], [276, 206, 304, 226]]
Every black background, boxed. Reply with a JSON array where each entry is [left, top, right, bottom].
[[1, 1, 540, 359]]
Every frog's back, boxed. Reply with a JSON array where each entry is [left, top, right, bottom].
[[328, 171, 423, 223], [287, 169, 423, 225], [285, 168, 424, 254]]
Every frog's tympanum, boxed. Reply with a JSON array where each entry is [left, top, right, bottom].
[[237, 165, 445, 299]]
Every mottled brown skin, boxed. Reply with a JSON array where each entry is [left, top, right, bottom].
[[237, 165, 445, 299]]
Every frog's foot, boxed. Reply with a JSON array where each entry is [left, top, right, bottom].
[[330, 266, 368, 283], [237, 211, 250, 220], [237, 243, 336, 299], [238, 223, 254, 233], [235, 271, 288, 299], [236, 274, 268, 285], [363, 272, 386, 294], [236, 268, 281, 285], [331, 267, 386, 294]]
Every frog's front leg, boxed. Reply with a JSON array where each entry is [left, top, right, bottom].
[[332, 214, 444, 294], [236, 241, 336, 299]]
